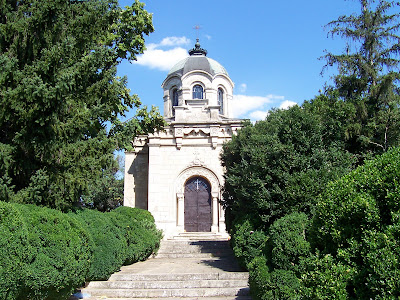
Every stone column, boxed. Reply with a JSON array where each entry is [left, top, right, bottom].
[[211, 192, 219, 233], [177, 192, 184, 232], [219, 205, 227, 233]]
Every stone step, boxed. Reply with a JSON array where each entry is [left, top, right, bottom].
[[159, 240, 231, 249], [89, 297, 253, 300], [108, 272, 249, 282], [87, 279, 249, 289], [155, 252, 234, 259], [157, 247, 232, 253], [83, 287, 250, 298], [156, 240, 234, 259], [77, 237, 251, 299], [169, 232, 230, 241]]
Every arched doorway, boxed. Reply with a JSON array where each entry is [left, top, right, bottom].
[[184, 176, 212, 232]]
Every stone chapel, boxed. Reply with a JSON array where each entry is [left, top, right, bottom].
[[124, 40, 243, 239]]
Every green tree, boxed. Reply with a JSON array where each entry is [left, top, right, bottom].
[[0, 0, 165, 210], [81, 155, 124, 212], [323, 0, 400, 154], [221, 105, 355, 231]]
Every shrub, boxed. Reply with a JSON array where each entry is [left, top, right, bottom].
[[15, 204, 92, 300], [69, 209, 126, 281], [248, 256, 302, 300], [0, 202, 30, 300], [311, 146, 400, 298], [109, 206, 162, 265], [300, 252, 354, 299], [267, 212, 310, 272], [230, 219, 267, 268]]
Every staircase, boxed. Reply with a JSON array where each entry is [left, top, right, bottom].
[[78, 233, 251, 299]]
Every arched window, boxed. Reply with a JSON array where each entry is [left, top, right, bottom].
[[218, 88, 224, 114], [192, 85, 203, 99], [172, 89, 179, 116]]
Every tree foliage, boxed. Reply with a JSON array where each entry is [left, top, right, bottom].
[[308, 146, 400, 299], [323, 0, 400, 153], [0, 0, 165, 210], [222, 1, 400, 299], [221, 104, 355, 231]]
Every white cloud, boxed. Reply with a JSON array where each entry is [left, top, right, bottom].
[[279, 100, 297, 110], [239, 83, 247, 93], [132, 36, 190, 71], [231, 94, 298, 121], [159, 36, 190, 47], [134, 47, 188, 71], [249, 110, 269, 121], [231, 94, 283, 119]]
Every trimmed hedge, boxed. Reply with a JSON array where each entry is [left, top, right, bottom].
[[0, 201, 31, 300], [110, 206, 162, 264], [69, 209, 126, 281], [0, 203, 162, 300], [0, 203, 93, 300]]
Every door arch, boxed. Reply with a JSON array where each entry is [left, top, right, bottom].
[[184, 176, 212, 232]]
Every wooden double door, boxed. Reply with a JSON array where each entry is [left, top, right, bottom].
[[184, 176, 212, 232]]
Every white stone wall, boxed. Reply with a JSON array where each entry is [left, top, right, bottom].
[[124, 121, 242, 239], [124, 50, 243, 239], [147, 144, 224, 238]]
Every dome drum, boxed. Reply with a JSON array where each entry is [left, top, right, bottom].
[[162, 40, 234, 120]]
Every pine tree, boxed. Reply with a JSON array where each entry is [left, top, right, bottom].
[[0, 0, 164, 209], [323, 0, 400, 153]]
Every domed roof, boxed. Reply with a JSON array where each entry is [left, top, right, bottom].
[[167, 40, 229, 77]]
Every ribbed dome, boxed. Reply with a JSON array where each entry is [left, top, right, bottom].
[[168, 56, 229, 77], [167, 40, 228, 77]]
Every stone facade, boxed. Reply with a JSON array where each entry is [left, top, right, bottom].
[[124, 41, 242, 239]]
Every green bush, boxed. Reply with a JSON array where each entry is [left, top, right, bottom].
[[0, 202, 31, 300], [248, 256, 302, 300], [267, 212, 310, 272], [311, 146, 400, 298], [69, 209, 127, 281], [0, 201, 162, 298], [244, 213, 310, 300], [230, 219, 267, 268], [69, 206, 162, 281], [300, 252, 354, 299], [14, 204, 92, 300], [109, 206, 162, 265]]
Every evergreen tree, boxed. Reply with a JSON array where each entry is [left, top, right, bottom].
[[323, 0, 400, 154], [0, 0, 165, 210]]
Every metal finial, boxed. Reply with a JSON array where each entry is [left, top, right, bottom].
[[188, 38, 207, 56]]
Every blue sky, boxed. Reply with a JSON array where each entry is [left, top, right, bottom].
[[118, 0, 361, 121]]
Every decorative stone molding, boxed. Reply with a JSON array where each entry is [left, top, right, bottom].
[[175, 166, 220, 194], [183, 127, 210, 136], [187, 150, 205, 167], [175, 127, 183, 137]]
